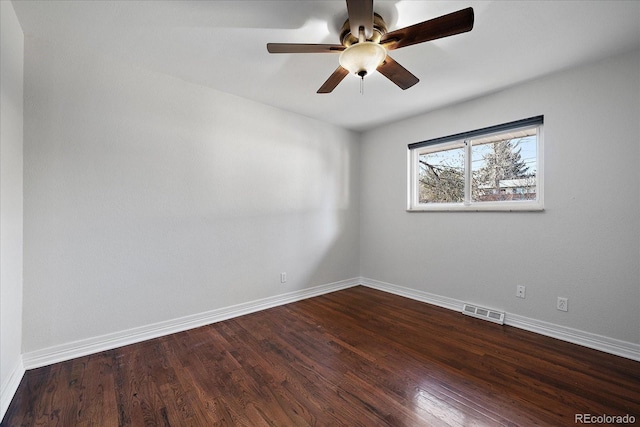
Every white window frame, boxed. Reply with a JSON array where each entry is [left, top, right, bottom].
[[407, 117, 544, 212]]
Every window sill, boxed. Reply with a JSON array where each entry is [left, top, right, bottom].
[[407, 201, 544, 212]]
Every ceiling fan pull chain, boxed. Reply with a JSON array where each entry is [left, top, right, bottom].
[[360, 75, 364, 95]]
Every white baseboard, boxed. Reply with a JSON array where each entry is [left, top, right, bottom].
[[1, 357, 25, 423], [505, 313, 640, 362], [361, 277, 464, 312], [17, 275, 640, 374], [360, 277, 640, 362], [23, 278, 360, 370]]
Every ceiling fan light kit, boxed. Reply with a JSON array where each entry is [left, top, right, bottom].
[[339, 42, 386, 78], [267, 0, 474, 93]]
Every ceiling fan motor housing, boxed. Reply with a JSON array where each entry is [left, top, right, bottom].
[[340, 13, 388, 46]]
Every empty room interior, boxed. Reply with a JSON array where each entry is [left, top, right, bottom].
[[1, 0, 639, 425]]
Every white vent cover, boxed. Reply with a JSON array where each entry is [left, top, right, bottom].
[[462, 303, 505, 325]]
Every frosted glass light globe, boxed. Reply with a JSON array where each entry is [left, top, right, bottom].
[[339, 42, 387, 78]]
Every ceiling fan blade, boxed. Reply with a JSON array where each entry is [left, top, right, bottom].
[[377, 55, 419, 90], [346, 0, 374, 40], [267, 43, 345, 54], [381, 7, 474, 51], [317, 66, 349, 93]]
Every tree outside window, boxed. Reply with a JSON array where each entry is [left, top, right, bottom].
[[408, 117, 543, 211]]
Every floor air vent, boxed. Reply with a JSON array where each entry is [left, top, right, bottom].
[[462, 303, 504, 325]]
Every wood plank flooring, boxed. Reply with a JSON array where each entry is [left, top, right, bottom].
[[3, 286, 640, 426]]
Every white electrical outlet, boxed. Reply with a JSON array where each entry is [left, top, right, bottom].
[[557, 297, 568, 312], [280, 272, 287, 283], [516, 285, 526, 299]]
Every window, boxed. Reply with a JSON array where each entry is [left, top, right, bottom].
[[408, 116, 543, 211]]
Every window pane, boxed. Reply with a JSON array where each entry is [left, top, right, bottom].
[[418, 146, 465, 203], [471, 135, 537, 202]]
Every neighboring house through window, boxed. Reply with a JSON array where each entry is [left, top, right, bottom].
[[407, 116, 544, 211]]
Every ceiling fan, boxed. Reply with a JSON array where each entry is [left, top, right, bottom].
[[266, 0, 474, 93]]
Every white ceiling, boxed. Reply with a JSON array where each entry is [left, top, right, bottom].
[[11, 0, 640, 132]]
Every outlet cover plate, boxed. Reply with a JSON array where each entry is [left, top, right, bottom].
[[557, 297, 568, 312]]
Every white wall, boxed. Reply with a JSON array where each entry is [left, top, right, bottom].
[[13, 5, 640, 376], [360, 49, 640, 345], [22, 37, 360, 353], [0, 0, 25, 420]]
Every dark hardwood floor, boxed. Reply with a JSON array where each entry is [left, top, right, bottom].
[[3, 286, 640, 426]]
